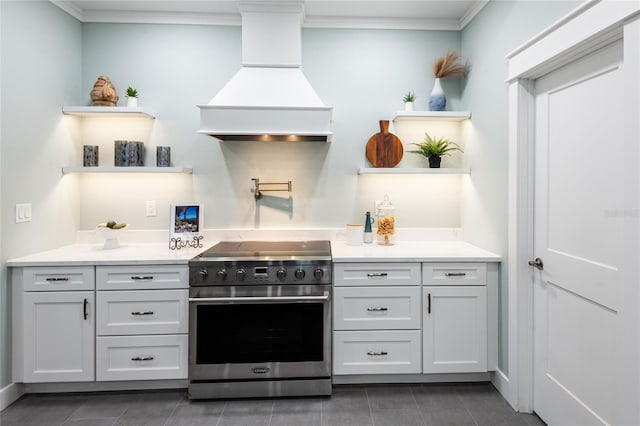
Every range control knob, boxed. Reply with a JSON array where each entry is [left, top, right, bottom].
[[276, 268, 287, 281], [313, 268, 324, 280], [198, 269, 208, 281], [295, 268, 306, 280], [236, 268, 246, 281], [216, 269, 227, 281]]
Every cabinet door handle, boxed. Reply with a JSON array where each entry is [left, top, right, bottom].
[[445, 272, 467, 277], [131, 311, 154, 316], [427, 293, 431, 314], [131, 276, 154, 280], [367, 351, 388, 356], [45, 277, 69, 282], [367, 307, 388, 312], [131, 356, 155, 361], [366, 273, 388, 278], [83, 298, 88, 320]]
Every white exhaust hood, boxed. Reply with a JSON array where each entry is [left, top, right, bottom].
[[198, 1, 333, 142]]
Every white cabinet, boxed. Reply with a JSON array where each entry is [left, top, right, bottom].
[[333, 263, 422, 375], [95, 265, 189, 381], [423, 285, 487, 373], [13, 267, 95, 383]]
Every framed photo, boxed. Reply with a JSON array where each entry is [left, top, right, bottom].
[[170, 204, 203, 237]]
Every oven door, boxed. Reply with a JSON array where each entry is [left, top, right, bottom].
[[189, 285, 331, 381]]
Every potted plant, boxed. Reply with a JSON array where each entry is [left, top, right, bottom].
[[403, 92, 416, 111], [408, 132, 463, 168], [126, 86, 138, 107]]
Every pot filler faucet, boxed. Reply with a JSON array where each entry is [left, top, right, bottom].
[[251, 178, 292, 200]]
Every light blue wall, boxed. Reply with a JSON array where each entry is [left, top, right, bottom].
[[460, 0, 582, 374], [0, 1, 82, 388]]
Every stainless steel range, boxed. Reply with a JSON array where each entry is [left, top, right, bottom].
[[188, 240, 332, 399]]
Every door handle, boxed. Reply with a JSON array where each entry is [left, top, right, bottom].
[[528, 257, 544, 270], [427, 293, 431, 314], [83, 298, 88, 320]]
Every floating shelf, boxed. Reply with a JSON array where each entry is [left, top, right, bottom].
[[358, 168, 471, 175], [62, 106, 156, 119], [62, 166, 192, 174], [392, 111, 471, 122]]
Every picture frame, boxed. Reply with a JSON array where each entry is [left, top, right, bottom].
[[170, 203, 203, 238]]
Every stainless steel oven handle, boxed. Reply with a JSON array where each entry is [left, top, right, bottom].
[[189, 291, 330, 303]]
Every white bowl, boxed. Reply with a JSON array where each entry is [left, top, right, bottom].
[[96, 224, 128, 249]]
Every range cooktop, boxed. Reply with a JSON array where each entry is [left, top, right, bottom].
[[196, 240, 332, 261]]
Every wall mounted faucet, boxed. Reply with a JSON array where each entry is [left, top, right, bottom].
[[251, 178, 292, 200]]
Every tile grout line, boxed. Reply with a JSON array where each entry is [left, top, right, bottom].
[[162, 393, 185, 426], [455, 387, 480, 426], [214, 400, 228, 426], [364, 385, 376, 426], [409, 384, 428, 426]]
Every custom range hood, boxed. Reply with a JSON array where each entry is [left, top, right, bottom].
[[198, 1, 333, 142]]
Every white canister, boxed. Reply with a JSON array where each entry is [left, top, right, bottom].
[[345, 224, 364, 246]]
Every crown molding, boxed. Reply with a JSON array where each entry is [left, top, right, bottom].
[[459, 0, 489, 29]]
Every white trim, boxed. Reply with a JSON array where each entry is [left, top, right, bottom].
[[458, 0, 489, 29], [0, 383, 24, 412], [507, 0, 640, 416], [491, 369, 512, 408]]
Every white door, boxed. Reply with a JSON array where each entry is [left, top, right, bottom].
[[533, 40, 624, 425], [23, 291, 95, 382], [423, 286, 487, 373]]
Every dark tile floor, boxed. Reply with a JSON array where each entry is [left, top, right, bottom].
[[1, 382, 545, 426]]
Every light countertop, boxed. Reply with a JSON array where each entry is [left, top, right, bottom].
[[7, 239, 500, 267], [330, 240, 501, 263]]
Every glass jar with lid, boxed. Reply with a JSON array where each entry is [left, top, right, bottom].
[[375, 194, 396, 245]]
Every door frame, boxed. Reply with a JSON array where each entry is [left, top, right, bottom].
[[505, 1, 640, 421]]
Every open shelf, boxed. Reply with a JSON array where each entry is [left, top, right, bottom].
[[62, 106, 156, 119], [358, 167, 470, 175], [62, 166, 192, 174], [392, 111, 471, 122]]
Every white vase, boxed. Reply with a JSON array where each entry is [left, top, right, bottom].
[[404, 102, 414, 112], [428, 78, 446, 111], [127, 97, 138, 107]]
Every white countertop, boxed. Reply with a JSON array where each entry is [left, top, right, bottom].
[[6, 242, 214, 267], [330, 240, 501, 262], [7, 238, 500, 267]]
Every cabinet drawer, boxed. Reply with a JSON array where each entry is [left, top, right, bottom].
[[23, 266, 95, 292], [96, 290, 188, 335], [96, 334, 187, 381], [334, 263, 420, 286], [97, 265, 188, 290], [422, 263, 487, 285], [334, 287, 421, 330], [333, 330, 421, 375]]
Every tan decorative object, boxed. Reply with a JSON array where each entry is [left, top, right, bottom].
[[90, 76, 119, 106]]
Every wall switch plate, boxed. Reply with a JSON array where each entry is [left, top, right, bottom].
[[16, 203, 32, 223], [145, 200, 157, 217]]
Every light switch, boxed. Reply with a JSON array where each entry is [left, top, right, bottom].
[[146, 200, 157, 217], [16, 203, 32, 223]]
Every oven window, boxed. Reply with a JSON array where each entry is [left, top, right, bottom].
[[196, 302, 325, 364]]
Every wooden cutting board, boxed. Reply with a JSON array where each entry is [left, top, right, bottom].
[[365, 120, 404, 168]]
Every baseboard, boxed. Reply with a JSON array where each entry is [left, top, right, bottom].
[[491, 368, 516, 410], [0, 382, 25, 412]]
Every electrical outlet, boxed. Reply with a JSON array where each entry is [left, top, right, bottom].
[[16, 203, 32, 223], [145, 200, 157, 217]]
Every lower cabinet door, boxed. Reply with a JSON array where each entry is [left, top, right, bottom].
[[23, 291, 95, 382], [333, 330, 421, 375], [96, 335, 188, 381], [423, 286, 487, 373]]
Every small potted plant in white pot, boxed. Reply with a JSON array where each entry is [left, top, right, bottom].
[[403, 92, 416, 111], [126, 86, 138, 107], [409, 132, 463, 168]]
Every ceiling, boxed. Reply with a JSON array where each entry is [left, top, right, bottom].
[[51, 0, 489, 30]]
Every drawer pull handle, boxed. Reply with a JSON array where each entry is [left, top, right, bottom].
[[445, 272, 467, 277], [367, 307, 388, 312], [131, 276, 154, 280], [45, 277, 69, 282], [131, 311, 154, 316], [366, 273, 388, 278], [131, 356, 155, 361], [367, 351, 388, 356]]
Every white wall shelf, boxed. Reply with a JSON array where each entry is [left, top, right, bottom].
[[357, 168, 470, 175], [392, 111, 471, 122], [62, 166, 192, 174], [62, 106, 156, 119]]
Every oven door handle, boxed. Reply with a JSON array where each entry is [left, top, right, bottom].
[[189, 291, 330, 303]]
